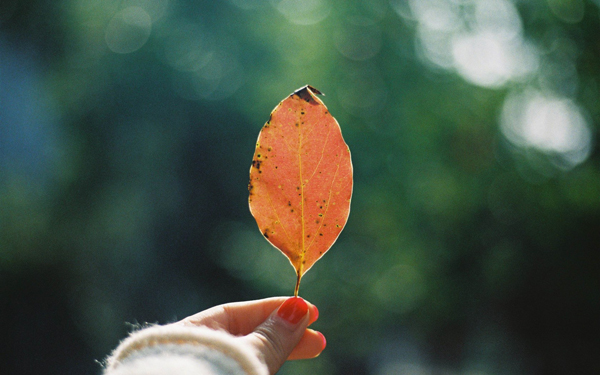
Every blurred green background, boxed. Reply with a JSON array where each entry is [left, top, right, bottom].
[[1, 0, 599, 373]]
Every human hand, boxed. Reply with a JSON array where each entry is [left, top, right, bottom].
[[176, 297, 326, 374]]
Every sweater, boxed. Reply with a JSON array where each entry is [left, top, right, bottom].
[[104, 324, 268, 375]]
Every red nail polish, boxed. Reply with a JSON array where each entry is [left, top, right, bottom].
[[317, 332, 327, 350], [277, 297, 308, 325], [309, 304, 319, 322]]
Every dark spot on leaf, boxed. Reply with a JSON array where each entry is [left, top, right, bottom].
[[319, 233, 323, 236], [288, 201, 291, 206], [293, 85, 323, 97], [263, 230, 269, 238], [292, 85, 318, 103], [291, 209, 294, 212], [318, 213, 323, 217], [316, 220, 320, 224], [307, 234, 310, 238]]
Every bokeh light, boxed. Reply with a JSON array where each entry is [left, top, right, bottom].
[[396, 0, 539, 87], [501, 89, 592, 169], [105, 7, 152, 54], [270, 0, 331, 25], [333, 16, 383, 61]]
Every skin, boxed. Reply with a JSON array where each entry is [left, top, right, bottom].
[[175, 297, 325, 375]]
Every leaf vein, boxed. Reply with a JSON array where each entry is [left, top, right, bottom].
[[264, 184, 294, 252], [304, 144, 344, 255], [298, 118, 305, 274], [304, 122, 332, 187]]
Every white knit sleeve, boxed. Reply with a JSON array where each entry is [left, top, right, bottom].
[[103, 325, 268, 375]]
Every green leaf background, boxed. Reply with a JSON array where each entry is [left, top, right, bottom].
[[1, 0, 599, 373]]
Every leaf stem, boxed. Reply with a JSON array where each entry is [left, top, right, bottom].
[[294, 271, 301, 297]]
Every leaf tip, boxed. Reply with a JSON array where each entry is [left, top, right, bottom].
[[306, 85, 324, 96], [292, 85, 325, 99]]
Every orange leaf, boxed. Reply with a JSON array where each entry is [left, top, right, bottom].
[[248, 85, 353, 296]]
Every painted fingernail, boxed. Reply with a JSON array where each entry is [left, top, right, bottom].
[[318, 332, 327, 351], [309, 304, 319, 322], [277, 297, 308, 325]]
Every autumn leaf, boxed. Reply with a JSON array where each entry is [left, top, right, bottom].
[[248, 85, 353, 296]]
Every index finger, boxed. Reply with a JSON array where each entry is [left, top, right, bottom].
[[177, 297, 319, 336]]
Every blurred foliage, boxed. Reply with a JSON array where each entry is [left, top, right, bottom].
[[1, 0, 599, 374]]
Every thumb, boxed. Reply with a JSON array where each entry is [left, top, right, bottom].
[[243, 297, 311, 374]]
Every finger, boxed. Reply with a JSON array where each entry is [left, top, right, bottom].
[[288, 329, 326, 360], [178, 297, 318, 335], [243, 297, 311, 374], [179, 297, 286, 332]]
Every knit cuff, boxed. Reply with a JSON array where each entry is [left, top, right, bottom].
[[104, 324, 267, 375]]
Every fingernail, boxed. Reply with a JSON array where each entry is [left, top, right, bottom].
[[277, 297, 308, 325], [317, 332, 327, 350], [309, 304, 319, 322]]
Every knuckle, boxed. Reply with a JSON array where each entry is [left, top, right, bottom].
[[253, 323, 286, 365]]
